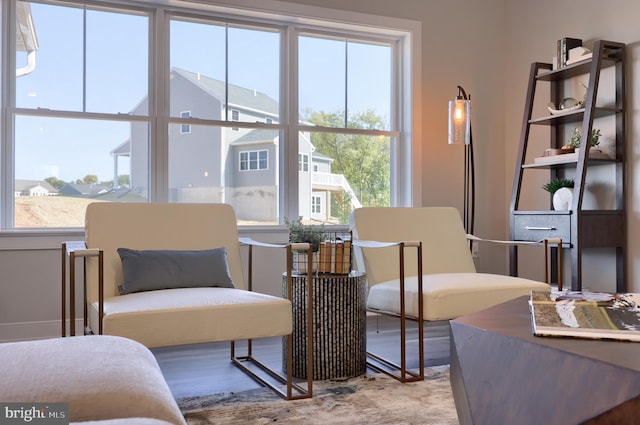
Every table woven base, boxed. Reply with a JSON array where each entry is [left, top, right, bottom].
[[283, 272, 367, 380]]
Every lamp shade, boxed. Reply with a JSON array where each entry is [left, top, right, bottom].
[[448, 98, 470, 145]]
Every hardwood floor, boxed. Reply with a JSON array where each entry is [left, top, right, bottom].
[[152, 315, 450, 399]]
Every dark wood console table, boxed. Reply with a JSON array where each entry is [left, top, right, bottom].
[[450, 296, 640, 425]]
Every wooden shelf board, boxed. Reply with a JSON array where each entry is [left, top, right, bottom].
[[529, 107, 621, 125]]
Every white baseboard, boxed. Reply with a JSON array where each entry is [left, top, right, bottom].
[[0, 319, 84, 342]]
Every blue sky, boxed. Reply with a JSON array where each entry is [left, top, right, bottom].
[[15, 2, 391, 182]]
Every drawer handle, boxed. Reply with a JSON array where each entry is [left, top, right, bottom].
[[525, 226, 556, 231]]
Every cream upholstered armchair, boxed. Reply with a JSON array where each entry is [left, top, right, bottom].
[[61, 202, 313, 400], [350, 207, 556, 382]]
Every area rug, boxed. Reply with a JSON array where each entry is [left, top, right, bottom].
[[178, 365, 458, 424]]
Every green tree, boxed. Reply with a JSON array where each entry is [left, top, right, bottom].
[[303, 109, 390, 219], [44, 176, 66, 190], [100, 175, 130, 188], [82, 174, 98, 185], [118, 175, 130, 187]]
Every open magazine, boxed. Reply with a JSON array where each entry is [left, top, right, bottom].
[[529, 290, 640, 342]]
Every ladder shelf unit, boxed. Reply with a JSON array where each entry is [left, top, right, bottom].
[[509, 40, 626, 292]]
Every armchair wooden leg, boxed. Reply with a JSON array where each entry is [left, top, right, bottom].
[[544, 238, 563, 290], [231, 336, 312, 400], [61, 243, 67, 337], [230, 243, 313, 400], [366, 321, 424, 383], [366, 242, 424, 383]]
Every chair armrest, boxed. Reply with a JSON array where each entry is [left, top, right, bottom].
[[64, 240, 101, 257], [466, 234, 562, 246], [467, 234, 563, 289], [240, 236, 313, 253], [351, 239, 421, 248], [239, 237, 286, 249], [239, 237, 313, 294]]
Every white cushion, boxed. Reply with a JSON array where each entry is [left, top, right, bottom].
[[367, 273, 550, 321], [0, 336, 186, 425], [88, 287, 292, 348]]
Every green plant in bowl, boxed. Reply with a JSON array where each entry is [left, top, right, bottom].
[[285, 217, 325, 252], [542, 178, 574, 194]]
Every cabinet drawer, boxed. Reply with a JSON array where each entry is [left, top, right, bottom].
[[513, 214, 570, 243]]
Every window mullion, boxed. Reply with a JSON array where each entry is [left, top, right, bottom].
[[280, 24, 298, 224], [82, 5, 87, 112], [344, 40, 348, 128], [1, 0, 17, 230], [151, 6, 168, 202]]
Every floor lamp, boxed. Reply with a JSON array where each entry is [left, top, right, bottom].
[[448, 85, 475, 236]]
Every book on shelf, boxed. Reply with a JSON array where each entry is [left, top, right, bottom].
[[556, 37, 582, 67], [334, 240, 344, 274], [317, 239, 351, 274], [529, 290, 640, 342], [318, 241, 330, 273], [566, 52, 593, 66], [567, 46, 592, 65], [342, 240, 351, 274], [568, 46, 591, 60]]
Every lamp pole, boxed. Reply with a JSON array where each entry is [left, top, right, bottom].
[[449, 85, 475, 236], [460, 87, 475, 236]]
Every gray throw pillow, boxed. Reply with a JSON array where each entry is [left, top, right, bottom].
[[117, 247, 235, 295]]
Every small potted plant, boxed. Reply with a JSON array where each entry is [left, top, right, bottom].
[[285, 217, 325, 273], [567, 127, 601, 149], [543, 178, 574, 210], [542, 177, 574, 194]]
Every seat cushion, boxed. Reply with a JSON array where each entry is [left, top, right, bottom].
[[367, 273, 550, 321], [88, 287, 292, 348], [0, 335, 186, 425]]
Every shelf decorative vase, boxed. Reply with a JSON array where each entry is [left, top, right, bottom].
[[553, 187, 573, 210]]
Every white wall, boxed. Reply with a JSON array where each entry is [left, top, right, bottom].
[[2, 0, 640, 341]]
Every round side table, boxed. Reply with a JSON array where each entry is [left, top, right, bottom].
[[282, 271, 367, 380]]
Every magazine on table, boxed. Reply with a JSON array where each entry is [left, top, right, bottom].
[[529, 290, 640, 342]]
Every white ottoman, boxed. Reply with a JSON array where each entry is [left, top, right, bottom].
[[0, 335, 186, 425]]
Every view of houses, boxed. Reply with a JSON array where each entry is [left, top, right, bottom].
[[19, 67, 360, 224]]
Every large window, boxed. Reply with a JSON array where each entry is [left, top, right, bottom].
[[239, 150, 268, 171], [2, 0, 418, 229]]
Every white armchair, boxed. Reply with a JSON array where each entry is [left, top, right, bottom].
[[350, 207, 556, 382], [62, 202, 313, 400]]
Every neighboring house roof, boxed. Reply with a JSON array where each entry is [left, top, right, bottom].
[[231, 129, 279, 146], [15, 179, 57, 194], [59, 183, 109, 197], [312, 151, 334, 164], [172, 67, 279, 116], [111, 138, 131, 156]]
